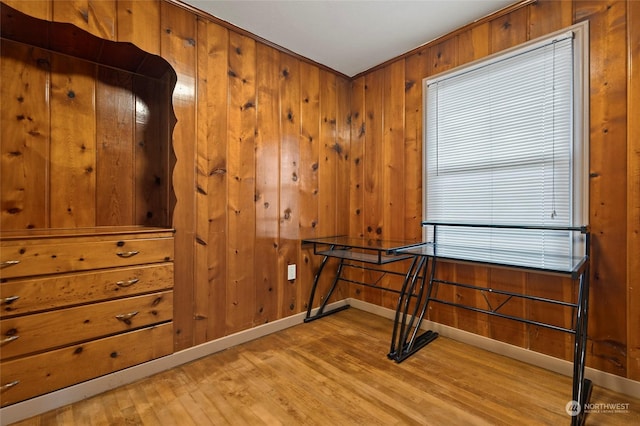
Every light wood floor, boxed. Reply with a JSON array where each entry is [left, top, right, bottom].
[[11, 308, 640, 425]]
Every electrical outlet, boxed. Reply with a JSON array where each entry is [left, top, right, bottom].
[[287, 264, 296, 280]]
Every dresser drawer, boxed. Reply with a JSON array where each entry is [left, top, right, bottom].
[[0, 235, 173, 279], [0, 322, 173, 407], [1, 263, 173, 318], [1, 291, 172, 360]]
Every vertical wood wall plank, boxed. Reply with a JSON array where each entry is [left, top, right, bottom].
[[382, 61, 405, 242], [193, 17, 211, 344], [489, 6, 529, 54], [575, 0, 628, 377], [380, 60, 406, 309], [255, 43, 280, 324], [52, 0, 116, 41], [335, 76, 351, 238], [1, 0, 50, 20], [227, 32, 257, 333], [457, 24, 490, 66], [117, 0, 160, 56], [203, 21, 229, 341], [361, 69, 384, 305], [278, 55, 301, 316], [529, 0, 573, 38], [0, 41, 50, 230], [49, 54, 96, 228], [319, 70, 344, 303], [627, 0, 640, 382], [403, 49, 428, 243], [95, 67, 134, 226], [160, 1, 197, 349], [132, 75, 170, 227], [332, 75, 352, 305], [299, 62, 321, 310], [348, 76, 366, 299]]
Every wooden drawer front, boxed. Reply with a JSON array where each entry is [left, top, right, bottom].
[[0, 237, 173, 279], [0, 323, 173, 407], [1, 291, 172, 360], [1, 263, 173, 318]]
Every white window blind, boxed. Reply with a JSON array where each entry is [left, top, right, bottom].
[[424, 27, 588, 268]]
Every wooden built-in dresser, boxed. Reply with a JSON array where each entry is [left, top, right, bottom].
[[1, 2, 178, 407], [0, 227, 174, 406]]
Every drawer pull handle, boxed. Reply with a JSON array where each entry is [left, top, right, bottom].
[[0, 260, 20, 268], [116, 250, 140, 258], [115, 311, 139, 324], [2, 296, 20, 305], [116, 251, 139, 258], [116, 278, 139, 288], [1, 335, 19, 345], [1, 380, 19, 392]]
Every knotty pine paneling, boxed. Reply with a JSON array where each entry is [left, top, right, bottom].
[[362, 69, 385, 306], [254, 43, 280, 324], [96, 67, 135, 226], [298, 62, 321, 310], [226, 31, 257, 334], [133, 73, 173, 228], [335, 76, 351, 239], [49, 53, 97, 228], [116, 0, 160, 56], [4, 0, 637, 384], [0, 14, 174, 232], [1, 0, 50, 20], [195, 19, 229, 343], [403, 49, 427, 244], [52, 0, 116, 41], [0, 40, 49, 230], [278, 54, 301, 317], [160, 0, 197, 350], [350, 0, 636, 380], [577, 0, 629, 377], [347, 76, 365, 300]]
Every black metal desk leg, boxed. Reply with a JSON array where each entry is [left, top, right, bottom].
[[392, 256, 439, 362], [304, 254, 349, 323], [389, 255, 420, 358], [571, 266, 591, 426]]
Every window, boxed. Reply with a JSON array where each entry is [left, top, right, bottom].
[[423, 23, 589, 266]]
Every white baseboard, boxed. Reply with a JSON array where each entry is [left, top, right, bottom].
[[2, 297, 638, 425], [348, 298, 640, 400]]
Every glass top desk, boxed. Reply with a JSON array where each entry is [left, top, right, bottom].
[[394, 222, 592, 426], [302, 235, 424, 324], [303, 224, 592, 426], [303, 236, 424, 265]]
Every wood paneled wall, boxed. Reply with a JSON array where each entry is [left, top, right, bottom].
[[1, 0, 638, 383], [0, 32, 173, 230], [350, 0, 639, 381], [1, 0, 350, 350]]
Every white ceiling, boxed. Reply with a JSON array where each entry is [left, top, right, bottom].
[[184, 0, 514, 77]]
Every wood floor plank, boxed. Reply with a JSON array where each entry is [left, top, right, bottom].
[[9, 308, 640, 425]]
